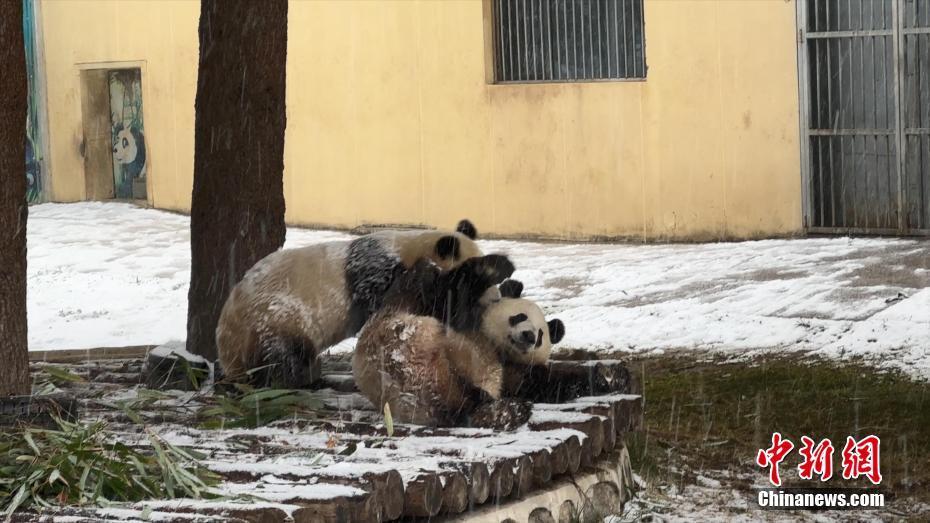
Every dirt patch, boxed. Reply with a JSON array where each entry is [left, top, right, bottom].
[[739, 268, 810, 282], [848, 249, 930, 289], [544, 275, 588, 299]]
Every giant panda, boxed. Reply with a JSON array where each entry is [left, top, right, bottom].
[[492, 280, 627, 403], [353, 268, 567, 429], [483, 279, 565, 367], [216, 220, 483, 388]]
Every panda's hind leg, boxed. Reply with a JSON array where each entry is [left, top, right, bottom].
[[253, 334, 321, 389]]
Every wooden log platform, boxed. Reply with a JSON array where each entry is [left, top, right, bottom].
[[18, 350, 641, 522]]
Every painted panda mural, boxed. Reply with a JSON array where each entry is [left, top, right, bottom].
[[353, 265, 566, 428], [112, 123, 147, 187], [108, 69, 147, 199], [25, 136, 42, 203], [216, 220, 485, 388]]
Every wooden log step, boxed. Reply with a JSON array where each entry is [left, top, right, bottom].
[[601, 413, 617, 452], [528, 447, 553, 485], [558, 499, 578, 522], [440, 461, 490, 507], [548, 438, 569, 476], [529, 411, 604, 467], [563, 434, 583, 474], [613, 394, 643, 433], [318, 373, 358, 393], [306, 470, 404, 522], [27, 346, 153, 363], [488, 458, 515, 500], [403, 472, 443, 518], [528, 506, 557, 523], [12, 507, 245, 522], [439, 469, 469, 514], [534, 394, 641, 440], [95, 489, 374, 523], [573, 402, 617, 449], [512, 455, 534, 498], [292, 494, 378, 523], [581, 480, 623, 520]]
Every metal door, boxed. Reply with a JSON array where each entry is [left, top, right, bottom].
[[798, 0, 930, 234]]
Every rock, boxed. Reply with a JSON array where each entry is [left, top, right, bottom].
[[142, 341, 210, 391]]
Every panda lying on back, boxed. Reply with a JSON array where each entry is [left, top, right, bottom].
[[353, 263, 567, 428], [217, 220, 484, 388]]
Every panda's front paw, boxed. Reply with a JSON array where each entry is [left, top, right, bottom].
[[499, 279, 524, 298], [475, 254, 516, 284]]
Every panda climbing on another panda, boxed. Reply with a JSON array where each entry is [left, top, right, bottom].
[[216, 220, 485, 388], [353, 257, 567, 428]]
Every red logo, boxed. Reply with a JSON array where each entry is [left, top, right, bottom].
[[797, 436, 834, 481], [841, 435, 882, 485], [757, 434, 881, 486], [756, 432, 794, 486]]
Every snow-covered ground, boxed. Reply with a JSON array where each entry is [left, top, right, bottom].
[[27, 202, 930, 380]]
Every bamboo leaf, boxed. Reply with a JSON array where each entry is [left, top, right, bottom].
[[384, 403, 394, 437], [23, 432, 40, 456], [43, 365, 86, 383]]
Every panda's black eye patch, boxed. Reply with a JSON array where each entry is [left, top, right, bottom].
[[508, 313, 528, 327], [435, 235, 461, 260], [536, 329, 543, 348]]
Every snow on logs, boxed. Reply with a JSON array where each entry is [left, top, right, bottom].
[[22, 355, 640, 522]]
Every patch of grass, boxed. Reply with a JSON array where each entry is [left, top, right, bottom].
[[627, 355, 930, 502], [0, 418, 220, 516]]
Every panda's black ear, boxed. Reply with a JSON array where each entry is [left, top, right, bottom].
[[435, 235, 461, 260], [456, 219, 478, 240], [499, 279, 523, 298], [547, 319, 566, 344]]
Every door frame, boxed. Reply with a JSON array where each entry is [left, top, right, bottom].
[[76, 60, 152, 205]]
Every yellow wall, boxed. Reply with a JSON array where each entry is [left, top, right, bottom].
[[40, 0, 199, 211], [40, 0, 803, 240]]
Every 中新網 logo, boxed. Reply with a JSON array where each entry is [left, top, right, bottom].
[[756, 433, 881, 487]]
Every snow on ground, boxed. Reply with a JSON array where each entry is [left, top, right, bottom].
[[27, 202, 930, 380]]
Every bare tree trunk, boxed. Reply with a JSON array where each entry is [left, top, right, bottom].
[[187, 0, 288, 360], [0, 1, 30, 396]]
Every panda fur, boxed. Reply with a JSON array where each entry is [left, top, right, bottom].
[[354, 271, 569, 429], [216, 220, 482, 388]]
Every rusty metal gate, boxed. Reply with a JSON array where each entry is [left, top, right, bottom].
[[798, 0, 930, 234]]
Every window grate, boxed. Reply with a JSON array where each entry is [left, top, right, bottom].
[[493, 0, 646, 83]]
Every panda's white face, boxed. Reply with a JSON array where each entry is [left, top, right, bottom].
[[481, 297, 562, 365], [113, 128, 139, 164]]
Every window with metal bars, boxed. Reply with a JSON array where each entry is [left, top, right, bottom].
[[492, 0, 646, 83]]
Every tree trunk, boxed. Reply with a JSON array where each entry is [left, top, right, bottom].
[[187, 0, 288, 360], [0, 1, 30, 397]]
